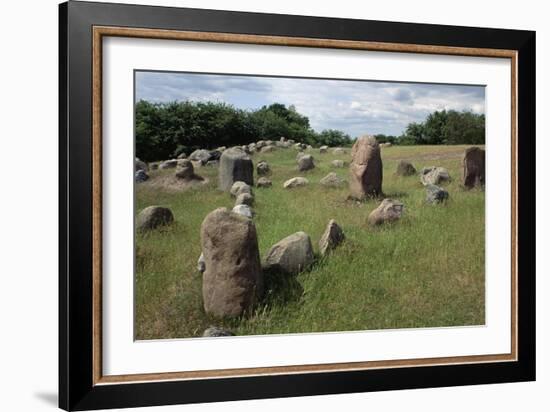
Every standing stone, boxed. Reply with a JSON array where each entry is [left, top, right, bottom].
[[219, 147, 254, 191], [420, 166, 451, 186], [201, 208, 263, 318], [396, 160, 417, 176], [297, 154, 315, 171], [264, 232, 314, 276], [426, 184, 449, 204], [135, 170, 149, 183], [349, 135, 383, 199], [257, 177, 272, 188], [462, 147, 485, 188], [367, 199, 404, 226], [256, 160, 271, 176], [320, 172, 346, 188], [319, 220, 345, 256], [136, 206, 174, 232]]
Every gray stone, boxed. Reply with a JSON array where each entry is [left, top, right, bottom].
[[319, 220, 345, 256], [235, 192, 254, 206], [232, 204, 254, 219], [230, 181, 253, 198], [135, 158, 148, 172], [297, 154, 315, 171], [319, 145, 328, 154], [197, 253, 206, 273], [201, 208, 263, 317], [202, 326, 235, 337], [219, 147, 254, 191], [283, 177, 308, 189], [264, 232, 314, 276], [136, 206, 174, 232], [331, 159, 345, 168], [256, 160, 271, 176], [426, 184, 449, 204], [175, 159, 194, 179], [396, 160, 417, 176], [260, 145, 276, 153], [367, 199, 404, 226], [159, 159, 178, 169], [349, 135, 383, 199], [296, 151, 306, 161], [135, 169, 149, 183], [257, 177, 272, 188], [189, 149, 212, 165], [462, 147, 485, 189], [177, 152, 187, 159], [420, 166, 451, 186], [320, 172, 346, 188]]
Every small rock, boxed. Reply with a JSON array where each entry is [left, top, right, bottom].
[[257, 177, 272, 188], [189, 149, 212, 165], [197, 253, 206, 273], [203, 326, 235, 337], [177, 152, 187, 159], [257, 160, 271, 176], [232, 204, 254, 219], [297, 154, 315, 171], [135, 157, 148, 172], [331, 160, 345, 168], [320, 172, 346, 188], [159, 159, 178, 169], [426, 184, 449, 204], [136, 206, 174, 232], [230, 181, 253, 198], [367, 199, 404, 226], [396, 160, 417, 176], [283, 177, 309, 188], [332, 148, 346, 155], [135, 169, 149, 183], [319, 220, 345, 256], [235, 192, 254, 206], [420, 166, 451, 186], [264, 231, 314, 275], [319, 146, 328, 154]]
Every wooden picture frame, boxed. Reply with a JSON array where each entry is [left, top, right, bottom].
[[59, 1, 535, 410]]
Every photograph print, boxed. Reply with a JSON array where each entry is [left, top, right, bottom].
[[134, 71, 486, 340]]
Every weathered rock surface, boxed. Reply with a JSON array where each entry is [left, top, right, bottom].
[[202, 326, 235, 337], [367, 199, 404, 226], [331, 159, 345, 168], [136, 206, 174, 232], [201, 208, 263, 317], [349, 135, 383, 199], [135, 157, 148, 172], [159, 159, 178, 169], [235, 192, 254, 206], [232, 204, 254, 219], [396, 160, 417, 176], [260, 145, 276, 153], [425, 184, 449, 204], [256, 160, 271, 176], [420, 166, 451, 186], [462, 147, 485, 189], [177, 152, 187, 159], [257, 177, 272, 188], [189, 149, 212, 165], [319, 220, 345, 256], [197, 253, 206, 273], [230, 181, 253, 198], [297, 154, 315, 171], [264, 232, 314, 276], [135, 169, 149, 183], [319, 145, 328, 154], [283, 177, 308, 189], [219, 147, 254, 191], [175, 159, 194, 179], [320, 172, 346, 188]]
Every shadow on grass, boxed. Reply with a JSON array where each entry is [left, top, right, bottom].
[[262, 268, 305, 307]]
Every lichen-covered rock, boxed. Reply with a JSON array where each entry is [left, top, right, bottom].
[[462, 147, 485, 189], [367, 199, 404, 226], [230, 181, 253, 198], [201, 208, 263, 317], [319, 220, 345, 256], [189, 149, 212, 165], [175, 159, 194, 179], [219, 147, 254, 191], [420, 166, 451, 186], [256, 160, 271, 176], [297, 154, 315, 171], [235, 192, 254, 206], [426, 184, 449, 204], [396, 160, 417, 176], [136, 206, 174, 232], [283, 177, 308, 189], [264, 232, 314, 276], [349, 135, 383, 199], [232, 204, 254, 219], [257, 177, 272, 188]]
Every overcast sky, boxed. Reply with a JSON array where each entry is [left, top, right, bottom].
[[135, 71, 485, 137]]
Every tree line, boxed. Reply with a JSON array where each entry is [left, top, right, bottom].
[[136, 100, 485, 161]]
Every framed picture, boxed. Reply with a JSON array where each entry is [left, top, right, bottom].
[[59, 1, 535, 410]]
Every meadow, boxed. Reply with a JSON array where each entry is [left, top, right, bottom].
[[135, 144, 485, 340]]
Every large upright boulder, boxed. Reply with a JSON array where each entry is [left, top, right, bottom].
[[349, 135, 383, 199], [462, 147, 485, 189], [201, 208, 263, 318], [219, 147, 254, 191], [264, 232, 314, 276]]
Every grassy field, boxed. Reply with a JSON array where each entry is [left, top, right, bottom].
[[135, 144, 485, 340]]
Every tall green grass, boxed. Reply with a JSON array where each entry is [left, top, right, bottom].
[[135, 145, 484, 339]]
